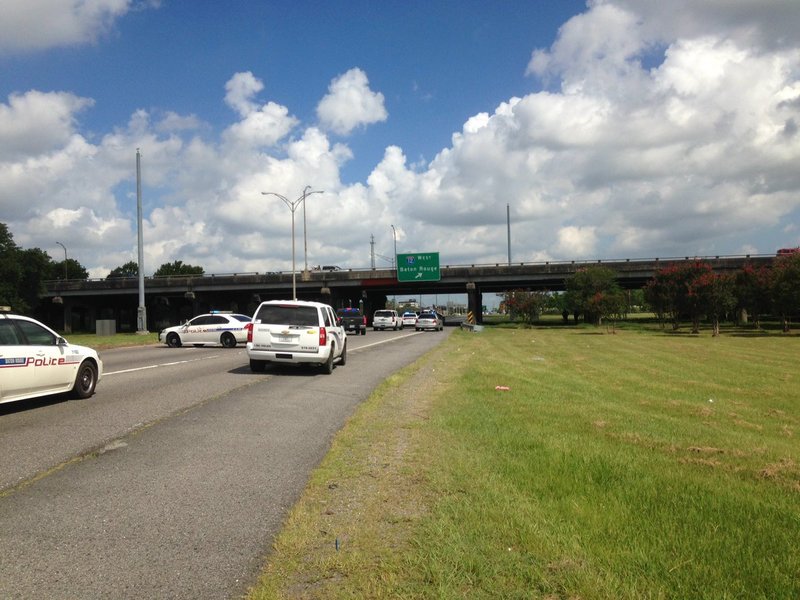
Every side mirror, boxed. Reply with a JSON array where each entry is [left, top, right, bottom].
[[56, 336, 68, 346]]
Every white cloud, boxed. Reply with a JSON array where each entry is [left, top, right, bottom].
[[3, 1, 800, 279], [224, 72, 264, 117], [0, 91, 94, 161], [556, 226, 598, 257], [0, 0, 142, 54], [317, 68, 388, 135]]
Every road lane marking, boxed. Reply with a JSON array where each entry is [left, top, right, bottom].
[[105, 354, 223, 376], [350, 331, 422, 352]]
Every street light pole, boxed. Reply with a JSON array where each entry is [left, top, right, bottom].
[[390, 224, 397, 270], [263, 187, 323, 301], [56, 241, 67, 280], [390, 224, 398, 309]]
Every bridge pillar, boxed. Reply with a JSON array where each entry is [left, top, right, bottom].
[[466, 282, 483, 325]]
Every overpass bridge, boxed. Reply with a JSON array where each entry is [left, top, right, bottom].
[[41, 254, 774, 333]]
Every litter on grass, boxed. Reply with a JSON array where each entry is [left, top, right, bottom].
[[495, 386, 510, 391]]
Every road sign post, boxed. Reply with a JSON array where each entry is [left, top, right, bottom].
[[397, 252, 440, 282]]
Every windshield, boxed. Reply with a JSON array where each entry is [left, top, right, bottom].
[[255, 304, 318, 326]]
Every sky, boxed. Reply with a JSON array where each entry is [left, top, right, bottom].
[[1, 0, 800, 282]]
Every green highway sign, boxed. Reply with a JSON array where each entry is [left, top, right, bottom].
[[397, 252, 441, 282]]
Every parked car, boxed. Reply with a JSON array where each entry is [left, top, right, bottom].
[[401, 311, 418, 328], [373, 309, 400, 330], [415, 311, 444, 331], [246, 300, 346, 374], [158, 311, 252, 348], [0, 307, 102, 404], [336, 307, 367, 335]]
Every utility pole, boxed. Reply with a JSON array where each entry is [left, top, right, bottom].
[[136, 148, 148, 333], [507, 203, 511, 266], [370, 234, 376, 268]]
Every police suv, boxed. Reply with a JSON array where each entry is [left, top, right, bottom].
[[246, 300, 346, 374], [0, 308, 103, 405]]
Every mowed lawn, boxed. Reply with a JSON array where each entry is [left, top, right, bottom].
[[250, 324, 799, 599]]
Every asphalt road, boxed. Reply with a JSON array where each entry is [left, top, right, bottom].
[[0, 327, 452, 599]]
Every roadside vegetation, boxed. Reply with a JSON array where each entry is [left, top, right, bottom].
[[248, 321, 798, 599], [64, 332, 159, 349]]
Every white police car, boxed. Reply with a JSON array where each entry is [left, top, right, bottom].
[[0, 307, 102, 405], [158, 311, 252, 348]]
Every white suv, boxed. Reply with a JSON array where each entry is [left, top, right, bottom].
[[0, 308, 103, 404], [246, 300, 346, 374], [373, 309, 400, 330]]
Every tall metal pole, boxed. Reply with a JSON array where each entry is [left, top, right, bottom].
[[506, 203, 511, 266], [302, 185, 310, 274], [391, 224, 398, 308], [136, 148, 148, 333]]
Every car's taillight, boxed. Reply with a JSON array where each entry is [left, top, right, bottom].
[[319, 326, 327, 347], [245, 322, 253, 343], [362, 316, 367, 325]]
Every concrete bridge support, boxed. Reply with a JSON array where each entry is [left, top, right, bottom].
[[466, 282, 483, 325]]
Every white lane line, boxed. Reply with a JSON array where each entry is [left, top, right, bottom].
[[105, 354, 223, 376], [350, 331, 422, 352]]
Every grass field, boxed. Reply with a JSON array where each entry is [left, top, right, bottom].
[[248, 322, 799, 599]]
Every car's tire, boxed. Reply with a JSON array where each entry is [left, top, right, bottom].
[[323, 344, 335, 374], [373, 327, 378, 331], [220, 332, 237, 348], [339, 340, 347, 366], [360, 328, 366, 336], [166, 333, 181, 348], [70, 360, 98, 399], [250, 359, 266, 373]]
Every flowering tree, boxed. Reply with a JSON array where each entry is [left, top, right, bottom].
[[503, 289, 548, 325], [688, 270, 737, 336], [645, 261, 735, 334], [771, 252, 800, 332], [735, 263, 772, 328], [564, 266, 624, 326]]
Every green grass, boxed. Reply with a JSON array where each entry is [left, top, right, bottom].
[[249, 324, 799, 599], [62, 331, 159, 349]]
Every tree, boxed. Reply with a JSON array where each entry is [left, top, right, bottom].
[[503, 289, 548, 325], [0, 223, 75, 314], [689, 270, 737, 336], [564, 266, 624, 326], [153, 261, 204, 277], [106, 261, 139, 279], [0, 223, 23, 310], [771, 252, 800, 332], [51, 258, 89, 281], [735, 263, 772, 328]]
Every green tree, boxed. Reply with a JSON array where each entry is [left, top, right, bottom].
[[735, 263, 772, 328], [689, 270, 737, 336], [771, 252, 800, 332], [106, 261, 139, 279], [0, 223, 23, 310], [503, 289, 547, 325], [564, 266, 623, 326], [51, 258, 89, 281], [153, 261, 204, 277]]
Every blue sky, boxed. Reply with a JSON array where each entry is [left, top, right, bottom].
[[1, 0, 799, 286]]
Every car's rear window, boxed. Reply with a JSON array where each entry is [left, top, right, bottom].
[[374, 311, 393, 317], [418, 313, 435, 319], [255, 305, 319, 326]]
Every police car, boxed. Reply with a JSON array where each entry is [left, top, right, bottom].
[[158, 311, 252, 348], [0, 307, 102, 405]]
